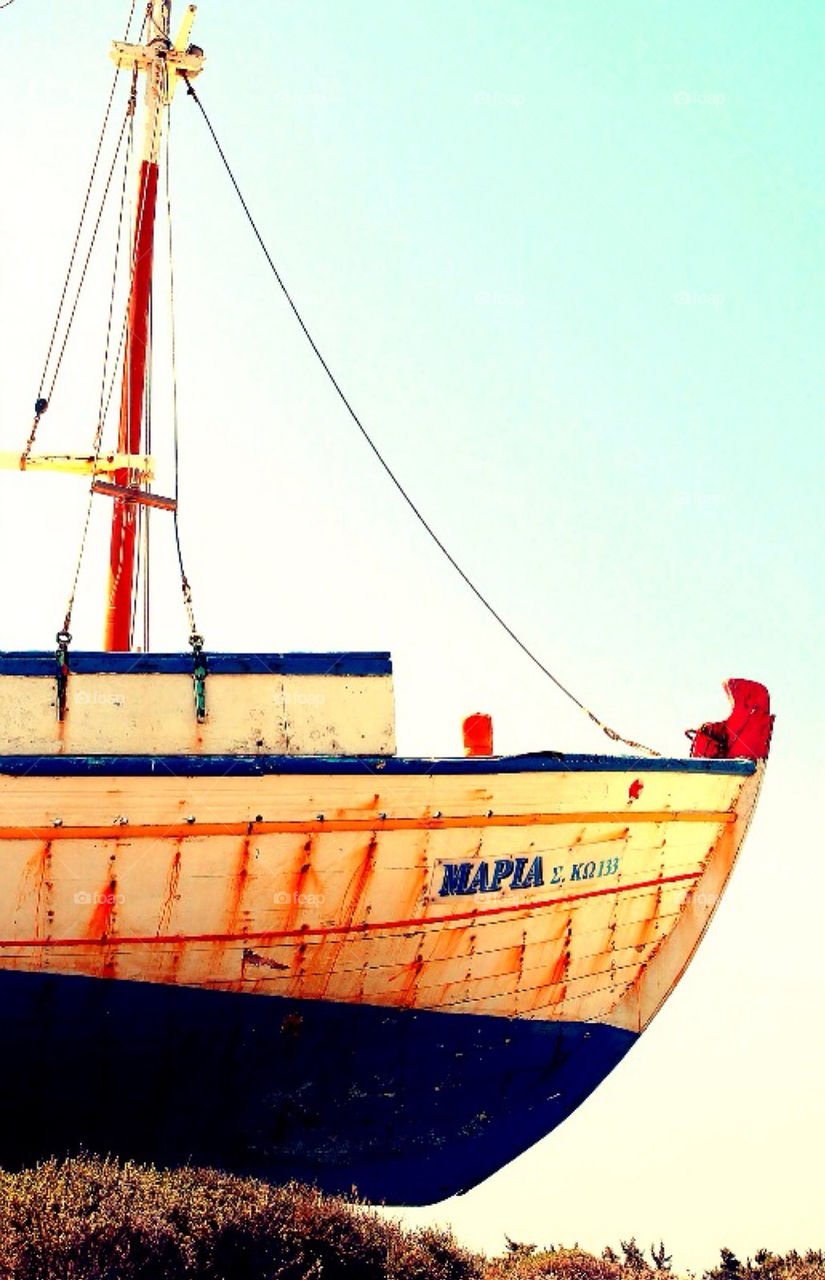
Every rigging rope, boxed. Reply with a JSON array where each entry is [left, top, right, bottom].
[[61, 78, 138, 641], [24, 0, 139, 460], [182, 76, 659, 757], [132, 283, 152, 651], [165, 104, 203, 653], [61, 19, 202, 664]]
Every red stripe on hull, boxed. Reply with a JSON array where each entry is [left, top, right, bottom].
[[0, 869, 699, 950]]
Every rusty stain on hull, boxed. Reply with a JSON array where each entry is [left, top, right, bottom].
[[86, 857, 120, 979], [157, 843, 182, 935], [34, 842, 53, 938], [0, 760, 764, 1038], [87, 881, 118, 939], [279, 835, 318, 933], [393, 948, 425, 1007], [225, 833, 253, 936], [340, 832, 378, 929], [298, 831, 380, 995]]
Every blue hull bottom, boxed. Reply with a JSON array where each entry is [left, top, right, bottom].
[[0, 970, 635, 1203]]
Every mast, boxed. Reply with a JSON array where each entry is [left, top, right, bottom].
[[103, 2, 203, 651]]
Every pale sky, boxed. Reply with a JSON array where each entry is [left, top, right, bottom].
[[0, 2, 822, 1273]]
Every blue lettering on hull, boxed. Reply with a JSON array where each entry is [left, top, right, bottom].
[[437, 854, 620, 898]]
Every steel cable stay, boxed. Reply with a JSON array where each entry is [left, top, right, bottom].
[[66, 154, 137, 620], [129, 133, 157, 656], [23, 0, 140, 460], [115, 55, 165, 658], [164, 110, 204, 661], [61, 93, 203, 675], [60, 78, 139, 649], [180, 75, 660, 757], [23, 107, 132, 467], [53, 3, 204, 707], [129, 297, 151, 651]]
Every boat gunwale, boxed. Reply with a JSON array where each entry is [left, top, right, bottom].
[[0, 752, 756, 776]]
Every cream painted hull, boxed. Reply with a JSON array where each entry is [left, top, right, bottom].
[[0, 759, 762, 1034]]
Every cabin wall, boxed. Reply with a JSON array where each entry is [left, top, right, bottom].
[[0, 671, 396, 756]]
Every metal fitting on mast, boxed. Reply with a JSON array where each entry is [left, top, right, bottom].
[[110, 3, 205, 104]]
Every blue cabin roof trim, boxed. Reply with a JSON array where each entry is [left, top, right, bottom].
[[0, 651, 392, 677]]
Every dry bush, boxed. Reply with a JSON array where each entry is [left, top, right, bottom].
[[484, 1242, 825, 1280], [702, 1248, 825, 1280], [484, 1243, 642, 1280], [0, 1156, 481, 1280], [0, 1158, 820, 1280]]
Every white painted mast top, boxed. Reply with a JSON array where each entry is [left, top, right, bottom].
[[110, 2, 205, 163]]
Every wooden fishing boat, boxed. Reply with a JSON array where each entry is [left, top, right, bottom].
[[0, 3, 773, 1205]]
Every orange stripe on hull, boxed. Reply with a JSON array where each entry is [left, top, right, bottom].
[[0, 809, 734, 842]]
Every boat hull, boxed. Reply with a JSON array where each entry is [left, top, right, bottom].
[[0, 965, 634, 1202], [0, 751, 763, 1200]]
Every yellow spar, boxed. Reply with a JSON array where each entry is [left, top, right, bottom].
[[0, 452, 154, 479]]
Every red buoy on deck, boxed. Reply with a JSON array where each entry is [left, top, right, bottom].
[[463, 713, 493, 757]]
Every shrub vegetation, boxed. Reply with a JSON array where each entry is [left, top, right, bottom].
[[0, 1157, 821, 1280]]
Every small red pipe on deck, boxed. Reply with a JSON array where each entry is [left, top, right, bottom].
[[463, 713, 494, 757]]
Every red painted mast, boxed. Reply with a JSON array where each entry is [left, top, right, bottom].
[[103, 159, 159, 651], [103, 2, 204, 650]]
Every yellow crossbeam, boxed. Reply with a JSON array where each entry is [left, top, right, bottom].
[[0, 452, 154, 478]]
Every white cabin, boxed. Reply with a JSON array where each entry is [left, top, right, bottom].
[[0, 651, 395, 756]]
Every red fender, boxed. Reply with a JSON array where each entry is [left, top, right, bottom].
[[689, 678, 774, 760]]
